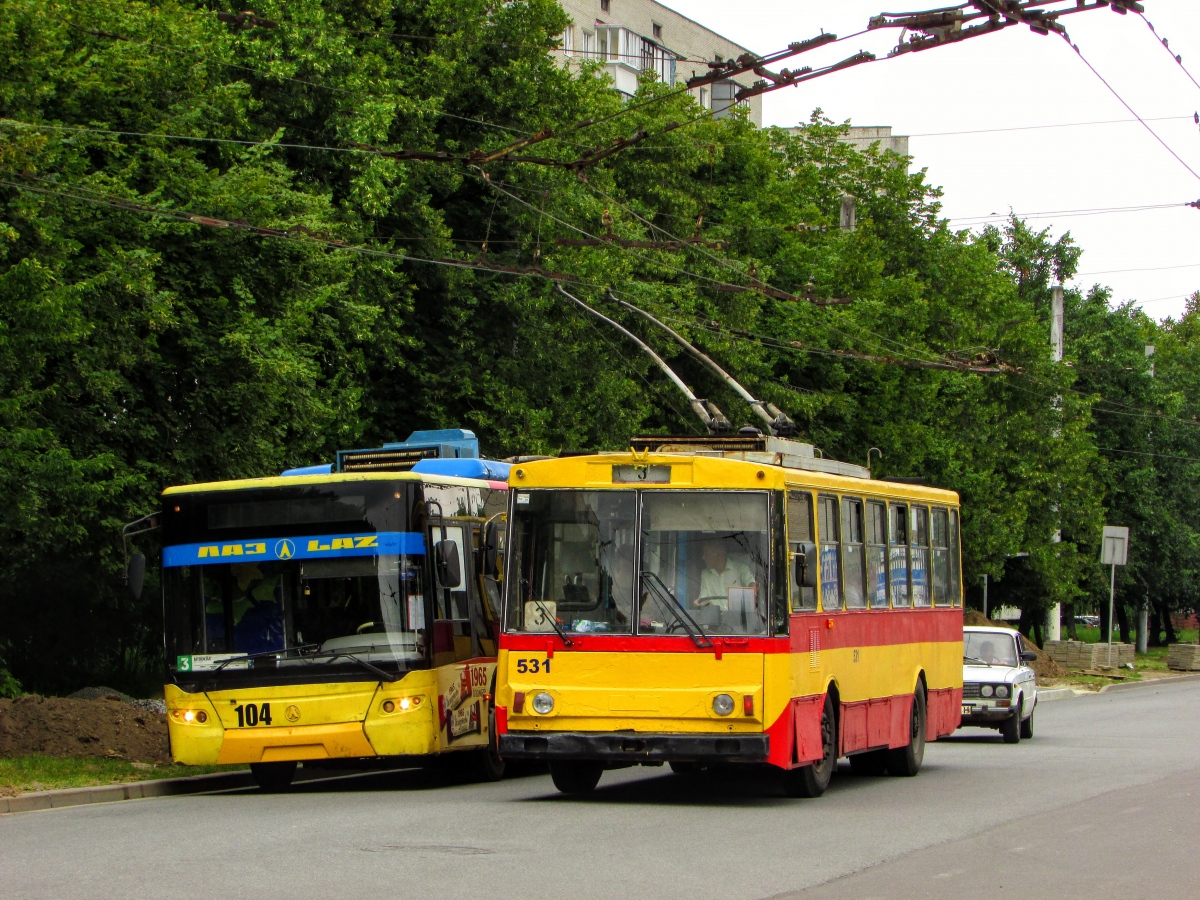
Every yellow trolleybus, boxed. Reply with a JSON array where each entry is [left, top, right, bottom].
[[495, 433, 963, 796], [150, 430, 511, 789]]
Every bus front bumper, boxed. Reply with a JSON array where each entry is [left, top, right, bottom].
[[499, 731, 769, 763]]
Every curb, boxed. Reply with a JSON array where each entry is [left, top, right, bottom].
[[0, 769, 256, 815], [1037, 671, 1200, 702]]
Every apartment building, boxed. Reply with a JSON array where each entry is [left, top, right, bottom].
[[556, 0, 763, 127]]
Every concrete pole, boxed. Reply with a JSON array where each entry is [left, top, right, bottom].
[[983, 574, 988, 620], [1047, 284, 1065, 642], [1137, 596, 1149, 654]]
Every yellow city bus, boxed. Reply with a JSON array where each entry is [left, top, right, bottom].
[[495, 433, 963, 796], [153, 430, 512, 789]]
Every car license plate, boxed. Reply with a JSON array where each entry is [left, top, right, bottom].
[[961, 704, 972, 716]]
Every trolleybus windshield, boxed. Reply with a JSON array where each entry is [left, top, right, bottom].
[[506, 489, 771, 637], [163, 482, 429, 679]]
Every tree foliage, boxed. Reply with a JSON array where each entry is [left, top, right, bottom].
[[0, 0, 1196, 691]]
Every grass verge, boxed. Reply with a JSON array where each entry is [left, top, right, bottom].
[[0, 756, 246, 797]]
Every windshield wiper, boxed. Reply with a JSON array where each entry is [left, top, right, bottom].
[[530, 597, 574, 646], [307, 650, 401, 682], [213, 643, 319, 671], [964, 655, 992, 667], [641, 571, 713, 649]]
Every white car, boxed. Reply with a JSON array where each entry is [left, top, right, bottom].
[[960, 626, 1038, 743]]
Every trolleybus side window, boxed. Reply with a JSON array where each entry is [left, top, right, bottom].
[[772, 492, 789, 634], [787, 490, 816, 611], [889, 503, 910, 607], [949, 509, 962, 606], [817, 495, 842, 611], [506, 490, 636, 634], [931, 507, 951, 606], [638, 491, 770, 636], [910, 505, 931, 608], [842, 498, 867, 609], [866, 500, 889, 608]]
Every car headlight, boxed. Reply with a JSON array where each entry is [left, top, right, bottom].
[[532, 692, 554, 714], [980, 685, 994, 698], [713, 693, 735, 716], [994, 684, 1010, 699]]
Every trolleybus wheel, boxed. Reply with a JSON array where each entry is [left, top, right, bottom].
[[887, 686, 926, 777], [1002, 697, 1022, 744], [1020, 706, 1034, 740], [781, 693, 836, 798], [549, 760, 603, 795], [849, 749, 888, 776], [250, 761, 297, 791]]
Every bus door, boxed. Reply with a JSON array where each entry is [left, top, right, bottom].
[[427, 510, 489, 665]]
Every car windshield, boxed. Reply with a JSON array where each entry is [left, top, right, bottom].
[[964, 632, 1018, 667], [163, 482, 429, 674], [639, 491, 770, 636]]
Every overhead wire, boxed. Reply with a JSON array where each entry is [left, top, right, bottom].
[[1137, 12, 1200, 96]]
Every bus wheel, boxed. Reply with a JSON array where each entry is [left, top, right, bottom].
[[549, 761, 603, 795], [887, 687, 926, 777], [250, 761, 297, 792], [782, 694, 836, 798], [849, 749, 887, 776]]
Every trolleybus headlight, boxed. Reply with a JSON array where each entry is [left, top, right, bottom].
[[994, 685, 1010, 699], [174, 709, 207, 724], [713, 694, 735, 716], [532, 692, 554, 714], [980, 685, 994, 698]]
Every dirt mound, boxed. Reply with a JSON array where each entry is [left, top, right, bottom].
[[963, 610, 1064, 679], [0, 695, 169, 763], [67, 686, 137, 704]]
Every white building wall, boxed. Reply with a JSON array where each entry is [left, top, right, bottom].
[[555, 0, 762, 127]]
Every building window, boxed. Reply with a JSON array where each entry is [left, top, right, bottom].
[[652, 22, 662, 39], [698, 86, 709, 108], [561, 25, 573, 56], [600, 0, 610, 11], [582, 29, 595, 59]]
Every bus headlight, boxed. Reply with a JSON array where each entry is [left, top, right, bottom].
[[713, 694, 735, 716], [994, 684, 1010, 699], [980, 685, 994, 698], [172, 709, 207, 724], [532, 692, 554, 714]]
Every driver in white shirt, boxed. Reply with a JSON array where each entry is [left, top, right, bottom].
[[696, 540, 756, 611]]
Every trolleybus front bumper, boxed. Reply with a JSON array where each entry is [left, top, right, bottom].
[[499, 731, 769, 763]]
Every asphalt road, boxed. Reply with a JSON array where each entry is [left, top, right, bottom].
[[3, 679, 1199, 899]]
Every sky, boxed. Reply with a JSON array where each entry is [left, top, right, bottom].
[[661, 0, 1200, 322]]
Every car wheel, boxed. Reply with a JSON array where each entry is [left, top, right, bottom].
[[1020, 707, 1034, 740], [886, 687, 926, 777], [1002, 698, 1022, 744], [781, 694, 836, 798], [549, 761, 603, 795]]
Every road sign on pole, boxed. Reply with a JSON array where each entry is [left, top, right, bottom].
[[1101, 526, 1130, 667]]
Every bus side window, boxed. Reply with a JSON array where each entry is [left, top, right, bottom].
[[889, 503, 910, 607], [931, 508, 951, 606], [949, 509, 962, 606], [787, 490, 816, 611], [818, 495, 842, 611], [866, 501, 889, 608], [911, 505, 931, 607], [842, 498, 867, 609]]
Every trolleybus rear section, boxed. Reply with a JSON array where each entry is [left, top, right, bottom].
[[157, 430, 512, 788], [494, 435, 963, 796]]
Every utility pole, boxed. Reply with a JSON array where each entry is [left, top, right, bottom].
[[1137, 344, 1156, 654], [1047, 283, 1064, 642]]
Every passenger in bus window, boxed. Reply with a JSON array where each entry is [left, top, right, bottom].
[[696, 539, 756, 610]]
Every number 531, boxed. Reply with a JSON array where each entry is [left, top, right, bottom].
[[515, 658, 550, 674]]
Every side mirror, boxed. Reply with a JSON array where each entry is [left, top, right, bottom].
[[126, 553, 146, 602], [482, 521, 501, 578], [435, 541, 462, 589], [1020, 650, 1038, 663], [793, 541, 817, 589]]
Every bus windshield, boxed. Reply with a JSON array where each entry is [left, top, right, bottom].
[[163, 482, 429, 677], [505, 489, 770, 637]]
